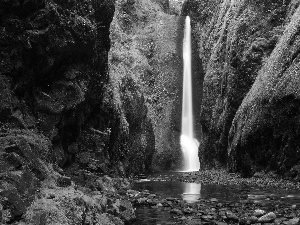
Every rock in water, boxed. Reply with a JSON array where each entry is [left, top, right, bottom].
[[258, 212, 276, 223], [250, 216, 258, 223], [225, 211, 239, 222], [170, 208, 184, 216], [254, 209, 266, 217], [285, 218, 300, 225]]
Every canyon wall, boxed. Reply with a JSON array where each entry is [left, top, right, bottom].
[[185, 0, 300, 177], [109, 0, 195, 171], [0, 0, 156, 223]]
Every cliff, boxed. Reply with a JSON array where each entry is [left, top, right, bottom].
[[185, 0, 300, 177], [109, 0, 194, 171], [0, 0, 193, 222], [0, 0, 144, 223]]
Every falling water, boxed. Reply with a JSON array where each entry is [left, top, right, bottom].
[[180, 16, 200, 172]]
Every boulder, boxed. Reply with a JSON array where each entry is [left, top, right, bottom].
[[258, 212, 276, 223]]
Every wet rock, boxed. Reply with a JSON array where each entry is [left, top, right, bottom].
[[182, 207, 194, 214], [137, 197, 147, 205], [127, 189, 140, 198], [201, 215, 214, 221], [258, 212, 276, 223], [215, 222, 228, 225], [284, 218, 300, 225], [239, 217, 248, 225], [170, 208, 184, 216], [157, 203, 163, 207], [149, 194, 157, 198], [184, 219, 203, 225], [226, 211, 239, 222], [164, 201, 172, 207], [119, 199, 135, 221], [254, 209, 266, 217], [216, 203, 223, 207], [250, 216, 259, 223], [166, 197, 177, 201]]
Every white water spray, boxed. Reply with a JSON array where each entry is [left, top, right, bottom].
[[180, 16, 200, 172]]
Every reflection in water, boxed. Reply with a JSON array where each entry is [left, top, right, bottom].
[[132, 176, 300, 225], [182, 183, 201, 203]]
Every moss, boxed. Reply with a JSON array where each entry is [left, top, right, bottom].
[[187, 0, 290, 170], [228, 4, 300, 176]]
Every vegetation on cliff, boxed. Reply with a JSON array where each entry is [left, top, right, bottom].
[[0, 0, 142, 223], [185, 0, 300, 177], [109, 0, 189, 171]]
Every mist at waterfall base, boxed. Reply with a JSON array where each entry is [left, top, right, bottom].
[[180, 16, 200, 172]]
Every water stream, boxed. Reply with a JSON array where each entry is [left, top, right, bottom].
[[132, 172, 300, 225]]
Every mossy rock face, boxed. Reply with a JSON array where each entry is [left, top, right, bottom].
[[184, 0, 300, 175], [109, 0, 199, 171], [228, 4, 300, 176]]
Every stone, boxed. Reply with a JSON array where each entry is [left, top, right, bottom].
[[215, 222, 228, 225], [57, 176, 72, 187], [136, 197, 147, 205], [149, 194, 157, 198], [166, 197, 177, 201], [119, 199, 135, 221], [239, 217, 248, 225], [258, 212, 276, 223], [166, 200, 173, 205], [285, 218, 300, 225], [217, 203, 223, 207], [250, 216, 259, 223], [183, 207, 194, 214], [157, 203, 163, 207], [254, 209, 266, 217], [210, 198, 218, 202], [201, 215, 214, 221], [189, 219, 203, 225], [226, 211, 239, 222], [170, 208, 183, 216]]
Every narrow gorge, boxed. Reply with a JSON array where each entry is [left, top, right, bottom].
[[1, 0, 300, 224]]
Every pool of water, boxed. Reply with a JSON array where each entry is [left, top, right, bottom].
[[131, 172, 300, 224]]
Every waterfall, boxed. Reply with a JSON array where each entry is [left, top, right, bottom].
[[180, 16, 200, 172]]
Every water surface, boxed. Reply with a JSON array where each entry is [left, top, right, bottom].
[[132, 172, 300, 224]]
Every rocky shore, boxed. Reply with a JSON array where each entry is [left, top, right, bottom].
[[178, 170, 300, 190], [128, 170, 300, 225]]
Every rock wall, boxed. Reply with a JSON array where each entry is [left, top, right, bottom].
[[109, 0, 190, 171], [0, 0, 152, 223], [185, 0, 300, 177]]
